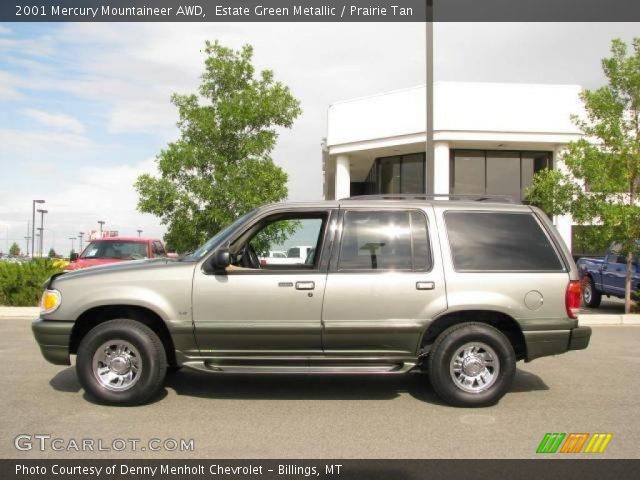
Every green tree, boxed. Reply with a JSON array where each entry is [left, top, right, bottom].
[[9, 242, 20, 256], [527, 38, 640, 313], [48, 248, 57, 258], [135, 41, 301, 253]]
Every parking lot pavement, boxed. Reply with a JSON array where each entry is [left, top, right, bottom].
[[580, 296, 626, 315], [1, 317, 639, 459]]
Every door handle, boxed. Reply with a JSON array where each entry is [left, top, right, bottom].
[[295, 281, 315, 290], [416, 281, 435, 290]]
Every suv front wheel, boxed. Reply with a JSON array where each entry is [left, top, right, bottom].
[[76, 319, 167, 405], [428, 322, 516, 407]]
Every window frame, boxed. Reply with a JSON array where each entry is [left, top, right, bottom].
[[330, 208, 433, 274], [203, 208, 336, 276], [443, 210, 566, 273]]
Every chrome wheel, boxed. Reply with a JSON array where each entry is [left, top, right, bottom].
[[449, 342, 500, 394], [583, 283, 592, 304], [92, 340, 142, 392]]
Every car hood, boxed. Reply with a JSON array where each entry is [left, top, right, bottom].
[[53, 257, 194, 285]]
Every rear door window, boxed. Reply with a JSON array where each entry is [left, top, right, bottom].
[[445, 211, 563, 271], [338, 210, 431, 271]]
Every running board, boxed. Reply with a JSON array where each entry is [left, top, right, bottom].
[[182, 362, 416, 375]]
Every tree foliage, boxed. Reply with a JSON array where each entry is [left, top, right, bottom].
[[0, 259, 62, 306], [135, 41, 302, 253], [9, 242, 20, 256], [527, 38, 640, 312], [48, 248, 57, 258]]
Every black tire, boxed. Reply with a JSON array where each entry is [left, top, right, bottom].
[[76, 319, 167, 405], [428, 322, 516, 407], [582, 277, 602, 308]]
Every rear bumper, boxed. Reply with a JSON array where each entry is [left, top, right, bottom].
[[568, 326, 592, 351], [524, 325, 592, 362], [31, 319, 74, 365]]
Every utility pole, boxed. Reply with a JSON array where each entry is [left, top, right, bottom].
[[69, 237, 76, 256], [98, 220, 105, 237], [31, 199, 44, 258], [425, 0, 434, 195], [25, 220, 30, 256], [137, 229, 143, 237], [37, 208, 48, 258], [78, 232, 84, 253]]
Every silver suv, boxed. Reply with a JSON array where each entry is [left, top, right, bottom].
[[32, 195, 591, 407]]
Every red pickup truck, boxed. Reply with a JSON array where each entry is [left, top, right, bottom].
[[64, 237, 170, 271]]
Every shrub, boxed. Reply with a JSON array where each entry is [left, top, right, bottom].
[[0, 259, 63, 306]]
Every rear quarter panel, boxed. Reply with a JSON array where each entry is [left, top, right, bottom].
[[433, 204, 576, 333]]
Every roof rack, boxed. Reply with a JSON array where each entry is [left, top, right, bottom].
[[342, 194, 517, 204]]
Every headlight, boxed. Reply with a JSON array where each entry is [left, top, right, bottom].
[[40, 289, 62, 315]]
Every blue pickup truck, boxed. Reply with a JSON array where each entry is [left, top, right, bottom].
[[576, 241, 639, 307]]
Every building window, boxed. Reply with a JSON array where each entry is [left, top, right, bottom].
[[363, 153, 426, 195], [450, 150, 551, 202]]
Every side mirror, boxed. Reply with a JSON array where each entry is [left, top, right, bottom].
[[69, 253, 79, 262], [208, 248, 230, 273]]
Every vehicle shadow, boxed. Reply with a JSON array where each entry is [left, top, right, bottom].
[[49, 366, 548, 406], [163, 367, 549, 404], [49, 367, 81, 393]]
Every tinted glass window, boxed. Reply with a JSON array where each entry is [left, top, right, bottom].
[[411, 211, 431, 270], [445, 212, 563, 271], [248, 216, 325, 270], [339, 210, 431, 271]]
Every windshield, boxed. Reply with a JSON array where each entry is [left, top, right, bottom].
[[187, 209, 258, 260], [81, 241, 148, 260]]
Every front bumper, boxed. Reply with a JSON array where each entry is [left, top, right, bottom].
[[524, 325, 592, 361], [31, 319, 74, 365]]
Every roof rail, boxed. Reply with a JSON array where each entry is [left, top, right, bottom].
[[342, 194, 517, 203]]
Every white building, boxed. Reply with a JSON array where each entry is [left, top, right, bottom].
[[323, 82, 585, 251]]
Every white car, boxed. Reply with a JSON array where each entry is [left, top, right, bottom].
[[260, 246, 313, 266]]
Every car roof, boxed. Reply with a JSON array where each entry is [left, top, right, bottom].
[[89, 237, 159, 242], [263, 198, 531, 212]]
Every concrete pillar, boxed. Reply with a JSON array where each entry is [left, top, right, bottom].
[[553, 147, 573, 252], [335, 154, 351, 200], [433, 141, 450, 195]]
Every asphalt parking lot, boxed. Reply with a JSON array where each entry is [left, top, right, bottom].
[[580, 296, 626, 315], [1, 317, 638, 459]]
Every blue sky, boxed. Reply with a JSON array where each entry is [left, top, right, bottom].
[[1, 22, 639, 255]]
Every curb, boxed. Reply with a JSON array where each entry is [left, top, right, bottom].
[[0, 307, 40, 319], [579, 314, 640, 326]]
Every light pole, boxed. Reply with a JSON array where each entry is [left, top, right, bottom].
[[98, 220, 105, 237], [137, 229, 143, 237], [68, 237, 76, 256], [36, 228, 42, 257], [78, 232, 84, 253], [37, 208, 48, 258], [31, 200, 44, 258], [425, 0, 434, 195]]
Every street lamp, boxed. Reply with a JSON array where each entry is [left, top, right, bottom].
[[31, 200, 44, 258], [425, 0, 434, 195], [78, 232, 84, 253], [137, 229, 143, 237], [37, 209, 48, 257], [68, 237, 76, 255], [98, 220, 105, 237]]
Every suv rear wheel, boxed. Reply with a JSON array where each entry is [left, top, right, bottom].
[[76, 319, 167, 405], [428, 322, 516, 407]]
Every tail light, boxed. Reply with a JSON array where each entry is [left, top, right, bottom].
[[565, 280, 581, 319]]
